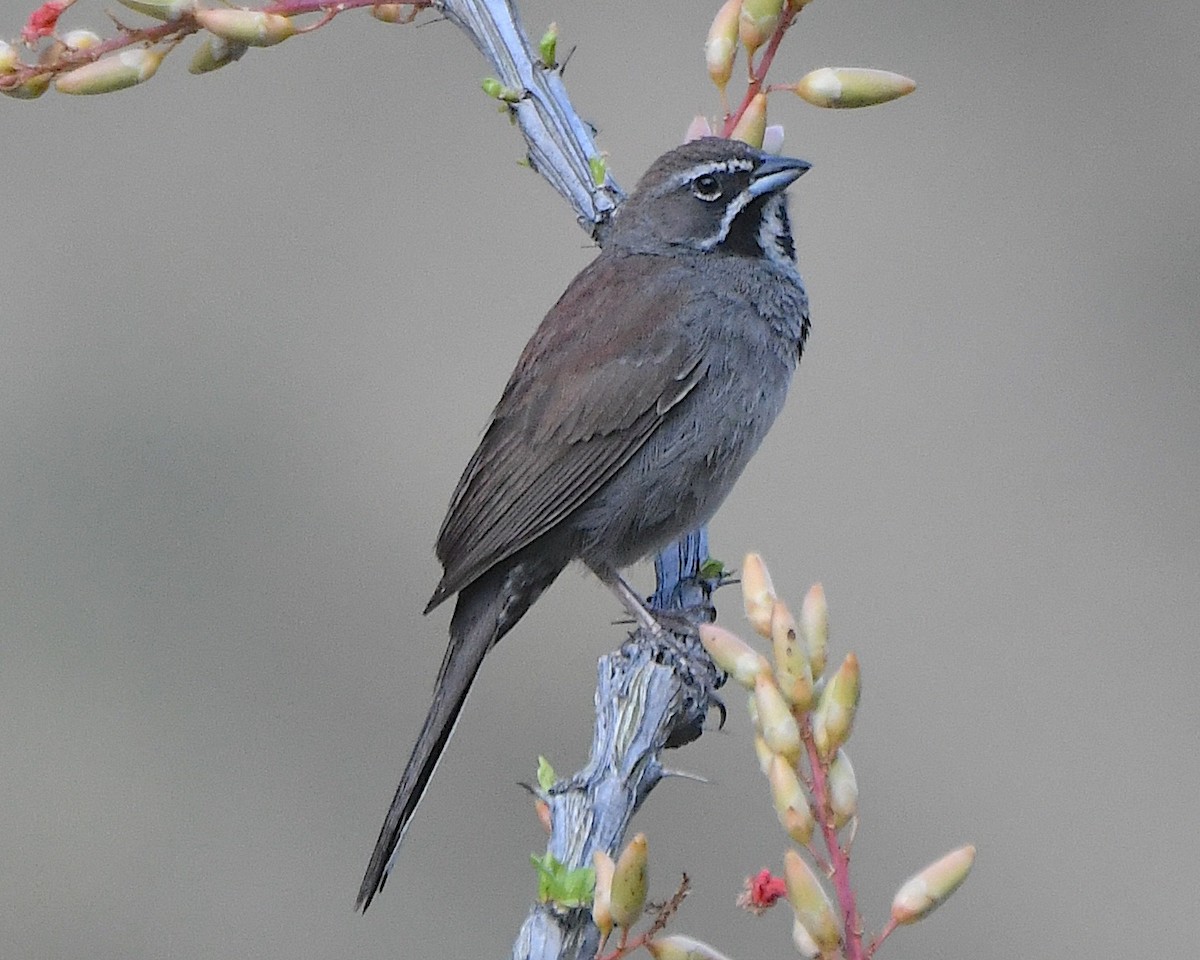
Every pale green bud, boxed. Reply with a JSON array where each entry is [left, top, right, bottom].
[[812, 653, 860, 760], [610, 833, 648, 930], [741, 552, 776, 639], [61, 30, 103, 51], [771, 600, 814, 710], [0, 41, 20, 73], [2, 75, 50, 99], [753, 732, 772, 774], [828, 748, 857, 829], [793, 67, 916, 109], [891, 845, 975, 925], [116, 0, 195, 20], [188, 36, 249, 74], [55, 49, 164, 95], [784, 849, 841, 952], [768, 753, 814, 844], [588, 153, 608, 187], [592, 850, 615, 944], [699, 622, 770, 689], [730, 92, 767, 148], [800, 582, 828, 678], [371, 4, 417, 23], [194, 8, 296, 47], [791, 915, 820, 959], [754, 671, 801, 763], [738, 0, 784, 59], [705, 0, 741, 92], [646, 935, 735, 960], [538, 22, 558, 67]]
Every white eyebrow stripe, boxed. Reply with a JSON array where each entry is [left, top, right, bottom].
[[660, 157, 756, 192]]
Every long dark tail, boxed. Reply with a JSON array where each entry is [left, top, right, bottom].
[[356, 555, 563, 912]]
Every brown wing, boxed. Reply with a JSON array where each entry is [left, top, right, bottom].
[[426, 253, 708, 610]]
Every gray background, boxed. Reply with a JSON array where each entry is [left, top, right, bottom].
[[3, 0, 1197, 957]]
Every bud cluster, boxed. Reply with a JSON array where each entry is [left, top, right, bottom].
[[697, 0, 916, 148], [2, 1, 434, 99], [700, 555, 973, 959]]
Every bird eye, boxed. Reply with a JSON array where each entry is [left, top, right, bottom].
[[691, 174, 723, 201]]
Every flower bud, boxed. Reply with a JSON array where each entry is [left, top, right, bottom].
[[730, 92, 767, 148], [55, 48, 163, 95], [768, 754, 814, 844], [592, 850, 615, 943], [812, 653, 860, 760], [784, 849, 840, 952], [1, 73, 50, 99], [753, 732, 772, 774], [828, 748, 857, 829], [699, 623, 770, 689], [538, 22, 557, 67], [188, 35, 248, 74], [800, 583, 828, 678], [770, 600, 814, 709], [761, 124, 785, 155], [793, 67, 916, 109], [683, 115, 714, 142], [61, 29, 102, 51], [194, 8, 296, 47], [891, 845, 975, 925], [741, 553, 776, 638], [705, 0, 740, 93], [646, 935, 735, 960], [116, 0, 195, 20], [610, 833, 648, 930], [738, 0, 784, 59], [0, 41, 20, 73], [754, 672, 801, 763], [791, 916, 820, 959], [371, 3, 417, 23]]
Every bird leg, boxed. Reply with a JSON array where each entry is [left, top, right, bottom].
[[588, 563, 699, 639]]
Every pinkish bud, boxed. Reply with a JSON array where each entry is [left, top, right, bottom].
[[761, 124, 785, 155], [800, 583, 828, 678], [705, 0, 741, 92], [741, 552, 776, 638], [683, 115, 715, 142], [592, 850, 615, 944], [116, 0, 195, 19]]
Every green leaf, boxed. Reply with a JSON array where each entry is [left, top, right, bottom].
[[536, 756, 556, 792], [530, 852, 596, 908], [700, 556, 728, 579]]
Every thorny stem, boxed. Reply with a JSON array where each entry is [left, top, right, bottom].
[[719, 3, 800, 138], [803, 723, 864, 960]]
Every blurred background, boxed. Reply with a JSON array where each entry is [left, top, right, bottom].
[[2, 0, 1197, 957]]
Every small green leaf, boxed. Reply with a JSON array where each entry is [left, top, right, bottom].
[[699, 556, 728, 579], [536, 756, 556, 792], [530, 852, 596, 908], [588, 154, 608, 187], [538, 22, 558, 68]]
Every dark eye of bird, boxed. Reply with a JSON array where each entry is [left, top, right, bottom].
[[692, 174, 723, 202]]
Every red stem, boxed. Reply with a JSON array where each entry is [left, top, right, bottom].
[[1, 0, 433, 89], [804, 728, 864, 960], [720, 4, 799, 138]]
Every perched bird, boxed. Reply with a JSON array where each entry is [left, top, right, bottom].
[[357, 137, 811, 911]]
